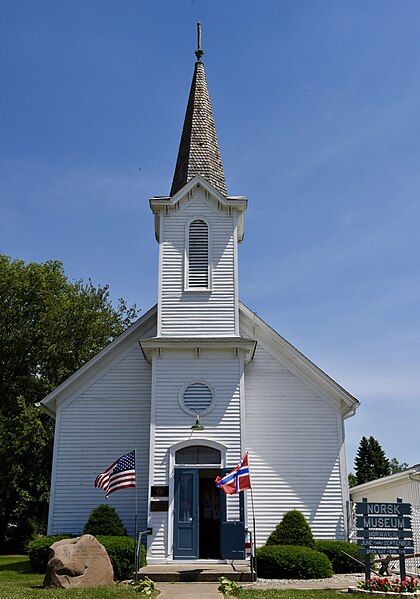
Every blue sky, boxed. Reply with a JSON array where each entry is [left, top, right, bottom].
[[1, 1, 419, 470]]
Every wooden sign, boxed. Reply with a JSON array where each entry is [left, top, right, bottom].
[[355, 498, 413, 582], [360, 547, 414, 555], [356, 502, 412, 516], [356, 529, 413, 539], [356, 516, 412, 530], [358, 539, 414, 548]]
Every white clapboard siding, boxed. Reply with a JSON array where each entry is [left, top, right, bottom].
[[351, 479, 420, 506], [241, 317, 346, 545], [159, 189, 237, 336], [148, 348, 242, 559], [50, 346, 152, 536]]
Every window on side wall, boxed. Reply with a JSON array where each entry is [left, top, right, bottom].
[[186, 219, 210, 289]]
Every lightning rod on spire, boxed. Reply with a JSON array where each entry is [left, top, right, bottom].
[[195, 22, 204, 61]]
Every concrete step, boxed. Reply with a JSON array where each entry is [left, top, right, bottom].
[[139, 562, 252, 582]]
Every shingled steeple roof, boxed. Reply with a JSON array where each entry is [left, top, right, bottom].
[[170, 25, 227, 197]]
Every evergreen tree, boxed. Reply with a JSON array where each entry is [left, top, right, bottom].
[[348, 472, 358, 488], [354, 436, 391, 485], [389, 457, 409, 474]]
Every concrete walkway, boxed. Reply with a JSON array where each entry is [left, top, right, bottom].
[[157, 582, 220, 598], [154, 574, 364, 597]]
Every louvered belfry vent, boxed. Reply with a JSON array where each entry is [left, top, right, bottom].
[[188, 219, 209, 288], [183, 383, 213, 414]]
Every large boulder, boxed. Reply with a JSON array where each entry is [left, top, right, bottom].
[[43, 534, 114, 589]]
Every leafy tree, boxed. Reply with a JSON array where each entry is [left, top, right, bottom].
[[266, 509, 315, 548], [83, 504, 127, 537], [0, 256, 138, 549], [354, 436, 391, 485], [348, 472, 358, 488], [389, 458, 409, 474]]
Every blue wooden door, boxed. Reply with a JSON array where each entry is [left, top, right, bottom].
[[173, 468, 199, 559], [219, 469, 246, 560]]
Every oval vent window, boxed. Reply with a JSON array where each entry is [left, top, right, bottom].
[[181, 383, 213, 415]]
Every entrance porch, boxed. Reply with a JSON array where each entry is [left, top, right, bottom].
[[138, 562, 252, 582]]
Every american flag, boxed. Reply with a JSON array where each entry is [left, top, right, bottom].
[[94, 450, 136, 497], [215, 452, 251, 495]]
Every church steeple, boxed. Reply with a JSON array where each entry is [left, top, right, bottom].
[[170, 23, 227, 197]]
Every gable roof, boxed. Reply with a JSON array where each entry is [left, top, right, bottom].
[[170, 54, 227, 197], [150, 175, 247, 243], [239, 303, 360, 418], [38, 304, 157, 417], [39, 301, 359, 419], [350, 464, 420, 495]]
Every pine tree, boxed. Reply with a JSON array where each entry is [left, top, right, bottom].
[[389, 457, 409, 474], [354, 436, 391, 485]]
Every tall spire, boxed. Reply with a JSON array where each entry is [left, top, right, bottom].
[[170, 23, 227, 197]]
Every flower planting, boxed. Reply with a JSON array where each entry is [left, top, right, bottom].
[[358, 576, 419, 594]]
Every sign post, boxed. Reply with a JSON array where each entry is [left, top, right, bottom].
[[355, 497, 413, 582]]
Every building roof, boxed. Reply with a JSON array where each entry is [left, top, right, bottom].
[[170, 44, 227, 197], [39, 303, 359, 419], [350, 464, 420, 495]]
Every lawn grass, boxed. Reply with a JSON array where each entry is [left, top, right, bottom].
[[0, 555, 144, 598], [1, 556, 393, 599]]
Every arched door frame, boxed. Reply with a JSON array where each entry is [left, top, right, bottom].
[[167, 439, 227, 559]]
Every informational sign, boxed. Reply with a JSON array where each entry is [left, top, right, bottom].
[[356, 516, 412, 529], [355, 498, 413, 581], [356, 502, 412, 516], [150, 500, 169, 512], [151, 485, 169, 498]]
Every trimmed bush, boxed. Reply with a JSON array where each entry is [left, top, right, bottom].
[[256, 545, 333, 579], [83, 504, 127, 536], [266, 510, 315, 548], [28, 535, 69, 573], [27, 534, 146, 580], [97, 535, 145, 580], [315, 540, 364, 573]]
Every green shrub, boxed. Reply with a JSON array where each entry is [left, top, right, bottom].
[[27, 534, 146, 580], [315, 540, 364, 573], [256, 545, 333, 579], [83, 504, 127, 536], [97, 535, 145, 580], [28, 535, 69, 573], [266, 510, 315, 548]]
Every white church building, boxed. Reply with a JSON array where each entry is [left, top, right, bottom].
[[40, 37, 359, 563]]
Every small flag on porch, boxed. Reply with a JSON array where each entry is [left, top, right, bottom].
[[94, 450, 136, 498], [215, 452, 251, 495]]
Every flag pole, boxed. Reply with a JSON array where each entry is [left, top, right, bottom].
[[250, 482, 257, 580], [134, 450, 139, 582], [134, 449, 138, 540]]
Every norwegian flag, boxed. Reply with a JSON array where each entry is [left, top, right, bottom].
[[215, 452, 251, 495]]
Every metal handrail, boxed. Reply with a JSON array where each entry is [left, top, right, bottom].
[[134, 529, 148, 583]]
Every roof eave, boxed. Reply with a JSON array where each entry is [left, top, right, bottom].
[[39, 304, 158, 416], [350, 465, 420, 494], [150, 175, 248, 242], [239, 302, 360, 416], [139, 335, 257, 364]]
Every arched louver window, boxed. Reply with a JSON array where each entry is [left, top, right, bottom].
[[182, 383, 213, 415], [188, 219, 209, 288]]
